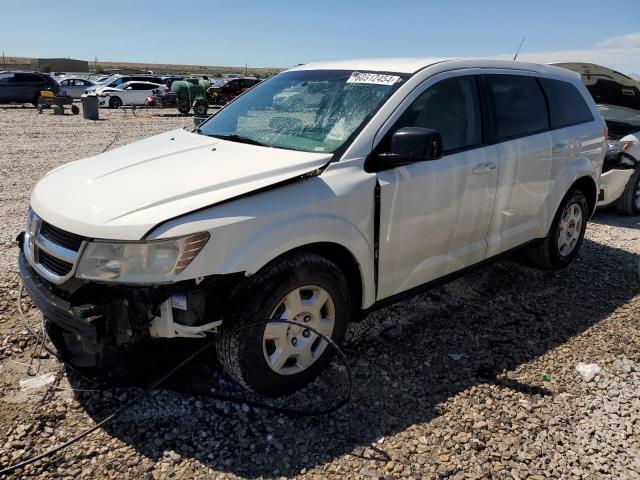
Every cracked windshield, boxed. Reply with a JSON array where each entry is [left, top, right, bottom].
[[197, 70, 403, 152]]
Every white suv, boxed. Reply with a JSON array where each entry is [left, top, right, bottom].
[[19, 58, 605, 395]]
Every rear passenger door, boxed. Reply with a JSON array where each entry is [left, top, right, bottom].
[[374, 73, 499, 299], [9, 73, 41, 103], [483, 73, 553, 257]]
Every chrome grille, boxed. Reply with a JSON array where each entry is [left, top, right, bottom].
[[24, 210, 87, 284]]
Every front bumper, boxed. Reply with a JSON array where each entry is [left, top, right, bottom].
[[19, 245, 242, 370], [19, 252, 106, 367]]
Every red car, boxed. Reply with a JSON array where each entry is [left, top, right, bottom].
[[205, 77, 261, 105]]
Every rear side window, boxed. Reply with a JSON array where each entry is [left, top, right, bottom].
[[486, 74, 548, 139], [539, 78, 593, 128], [9, 74, 43, 83]]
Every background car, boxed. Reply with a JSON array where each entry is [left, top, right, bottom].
[[58, 77, 96, 99], [205, 77, 260, 105], [0, 71, 59, 106], [98, 81, 163, 108], [556, 63, 640, 215], [273, 82, 326, 110], [86, 74, 164, 94]]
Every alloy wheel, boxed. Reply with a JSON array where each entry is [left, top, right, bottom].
[[557, 202, 583, 256]]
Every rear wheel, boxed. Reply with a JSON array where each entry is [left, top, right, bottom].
[[613, 165, 640, 216], [526, 189, 589, 270], [177, 102, 191, 114], [109, 96, 122, 109], [217, 253, 351, 396]]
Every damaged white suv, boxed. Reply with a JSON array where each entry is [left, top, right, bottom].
[[19, 58, 605, 396]]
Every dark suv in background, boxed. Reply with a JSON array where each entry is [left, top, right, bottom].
[[0, 71, 59, 106]]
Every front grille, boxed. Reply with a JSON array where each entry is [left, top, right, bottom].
[[40, 222, 84, 252], [39, 250, 73, 276], [25, 211, 86, 283]]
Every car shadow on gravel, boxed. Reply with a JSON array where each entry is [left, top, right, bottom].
[[67, 235, 640, 478], [589, 210, 640, 229]]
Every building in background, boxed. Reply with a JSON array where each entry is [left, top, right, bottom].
[[30, 58, 89, 73]]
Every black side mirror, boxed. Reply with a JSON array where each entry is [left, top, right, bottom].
[[376, 127, 442, 168]]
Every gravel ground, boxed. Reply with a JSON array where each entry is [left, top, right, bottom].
[[0, 105, 639, 479]]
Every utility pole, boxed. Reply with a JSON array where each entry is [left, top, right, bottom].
[[2, 51, 5, 69], [245, 63, 248, 76]]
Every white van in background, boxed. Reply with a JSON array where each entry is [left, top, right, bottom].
[[19, 58, 605, 396]]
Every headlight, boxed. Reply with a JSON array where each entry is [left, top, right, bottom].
[[76, 232, 209, 283], [606, 140, 634, 156]]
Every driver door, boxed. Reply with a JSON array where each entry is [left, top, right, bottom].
[[374, 73, 499, 299]]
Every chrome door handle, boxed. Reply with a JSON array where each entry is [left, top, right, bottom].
[[472, 163, 496, 174]]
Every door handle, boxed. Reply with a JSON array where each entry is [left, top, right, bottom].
[[472, 163, 496, 174]]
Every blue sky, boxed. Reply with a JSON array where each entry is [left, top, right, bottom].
[[2, 0, 639, 73]]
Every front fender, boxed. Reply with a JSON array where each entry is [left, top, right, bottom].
[[222, 214, 375, 307]]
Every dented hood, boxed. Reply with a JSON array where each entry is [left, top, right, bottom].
[[31, 128, 331, 240]]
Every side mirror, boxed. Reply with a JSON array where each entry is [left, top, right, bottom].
[[377, 127, 442, 167]]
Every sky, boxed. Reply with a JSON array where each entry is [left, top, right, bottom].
[[1, 0, 639, 74]]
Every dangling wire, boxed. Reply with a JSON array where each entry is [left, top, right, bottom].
[[2, 286, 353, 476]]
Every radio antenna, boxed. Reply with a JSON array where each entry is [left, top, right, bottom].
[[513, 37, 526, 61]]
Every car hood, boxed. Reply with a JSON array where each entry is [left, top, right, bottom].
[[30, 128, 332, 240]]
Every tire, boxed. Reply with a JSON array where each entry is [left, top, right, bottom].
[[217, 253, 351, 397], [71, 104, 80, 115], [32, 95, 40, 107], [177, 103, 191, 115], [193, 100, 208, 116], [108, 96, 122, 109], [613, 165, 640, 216], [526, 189, 589, 270]]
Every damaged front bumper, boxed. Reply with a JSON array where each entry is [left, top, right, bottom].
[[597, 168, 635, 207], [597, 152, 638, 207], [18, 245, 240, 372]]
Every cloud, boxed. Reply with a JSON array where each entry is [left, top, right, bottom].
[[485, 32, 640, 75], [597, 32, 640, 49]]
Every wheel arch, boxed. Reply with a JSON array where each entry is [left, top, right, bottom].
[[570, 175, 598, 217], [258, 242, 365, 319]]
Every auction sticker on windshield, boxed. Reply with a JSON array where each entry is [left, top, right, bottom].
[[347, 72, 400, 85]]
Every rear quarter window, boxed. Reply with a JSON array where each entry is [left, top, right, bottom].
[[486, 74, 549, 140], [540, 78, 594, 129]]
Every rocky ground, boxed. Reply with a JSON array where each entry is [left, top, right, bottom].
[[0, 105, 639, 479]]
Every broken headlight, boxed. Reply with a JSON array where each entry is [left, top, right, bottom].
[[605, 140, 634, 157], [76, 232, 209, 283]]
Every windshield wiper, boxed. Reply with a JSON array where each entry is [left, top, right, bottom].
[[208, 134, 272, 148]]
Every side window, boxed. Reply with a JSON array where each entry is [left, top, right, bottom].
[[539, 78, 593, 128], [10, 74, 35, 83], [486, 74, 548, 139], [393, 75, 482, 152], [0, 73, 15, 84]]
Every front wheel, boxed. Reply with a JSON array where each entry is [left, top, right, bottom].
[[614, 165, 640, 216], [108, 96, 122, 109], [526, 189, 589, 270], [216, 253, 351, 396]]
